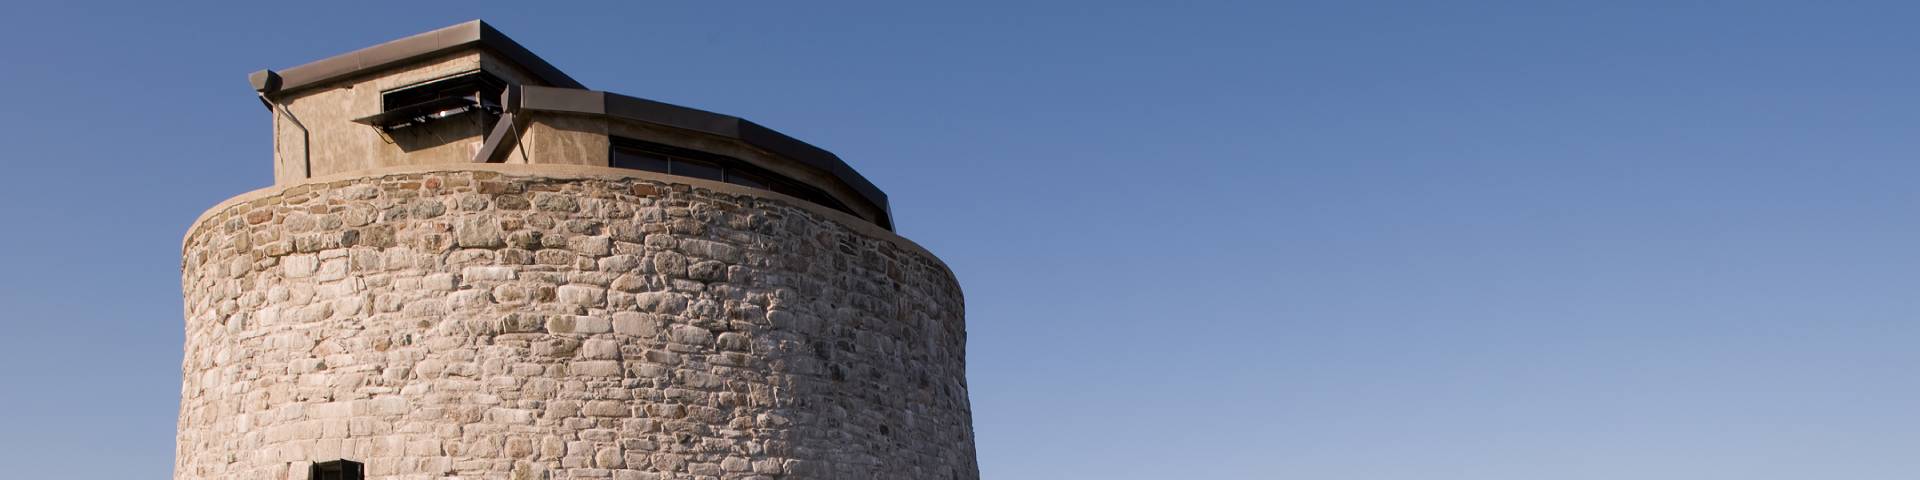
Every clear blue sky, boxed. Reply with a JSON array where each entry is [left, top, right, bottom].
[[3, 1, 1917, 478]]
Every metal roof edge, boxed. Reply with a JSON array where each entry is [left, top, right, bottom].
[[252, 20, 583, 97]]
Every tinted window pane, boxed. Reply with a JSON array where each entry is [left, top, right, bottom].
[[612, 148, 670, 173], [608, 137, 862, 218], [726, 169, 770, 189], [671, 157, 724, 181], [770, 181, 813, 200]]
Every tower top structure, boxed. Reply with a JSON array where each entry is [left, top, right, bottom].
[[251, 20, 893, 229]]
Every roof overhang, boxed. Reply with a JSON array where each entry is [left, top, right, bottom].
[[250, 20, 582, 96], [518, 86, 894, 229]]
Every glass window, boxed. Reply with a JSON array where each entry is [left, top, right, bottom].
[[671, 157, 724, 181], [612, 148, 670, 173], [608, 137, 860, 218], [726, 169, 770, 189]]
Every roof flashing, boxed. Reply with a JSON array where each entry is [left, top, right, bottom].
[[256, 20, 582, 97]]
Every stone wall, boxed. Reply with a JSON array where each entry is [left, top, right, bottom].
[[177, 165, 975, 480]]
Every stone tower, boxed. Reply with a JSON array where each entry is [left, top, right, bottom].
[[176, 21, 975, 480]]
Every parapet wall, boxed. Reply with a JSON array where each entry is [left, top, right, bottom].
[[176, 165, 975, 480]]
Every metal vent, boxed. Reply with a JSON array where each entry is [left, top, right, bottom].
[[353, 71, 505, 132]]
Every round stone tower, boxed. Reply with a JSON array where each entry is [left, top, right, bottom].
[[176, 21, 975, 480]]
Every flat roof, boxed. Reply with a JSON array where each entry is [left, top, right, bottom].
[[251, 20, 583, 95]]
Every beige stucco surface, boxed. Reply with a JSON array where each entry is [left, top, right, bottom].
[[271, 52, 485, 183], [522, 115, 612, 167], [269, 50, 561, 184]]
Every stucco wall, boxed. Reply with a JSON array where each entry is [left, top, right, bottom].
[[270, 50, 557, 184], [272, 52, 483, 183], [177, 165, 975, 480]]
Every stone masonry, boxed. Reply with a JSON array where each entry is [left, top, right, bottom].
[[177, 165, 976, 480]]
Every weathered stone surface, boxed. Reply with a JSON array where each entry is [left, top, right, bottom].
[[179, 170, 974, 480], [456, 215, 505, 248], [557, 285, 607, 307], [534, 192, 581, 212], [611, 312, 659, 337], [688, 260, 726, 282]]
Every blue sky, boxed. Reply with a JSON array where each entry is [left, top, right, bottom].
[[3, 1, 1918, 478]]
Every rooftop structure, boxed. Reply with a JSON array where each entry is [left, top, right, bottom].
[[251, 20, 893, 229]]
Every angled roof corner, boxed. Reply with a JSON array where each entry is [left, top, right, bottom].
[[250, 20, 583, 96]]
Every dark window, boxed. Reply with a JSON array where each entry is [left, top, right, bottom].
[[724, 169, 770, 190], [353, 71, 506, 132], [670, 157, 724, 181], [310, 460, 363, 480], [382, 71, 505, 113], [611, 148, 670, 173], [610, 138, 856, 215]]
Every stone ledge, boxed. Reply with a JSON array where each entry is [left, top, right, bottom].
[[182, 163, 945, 267]]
